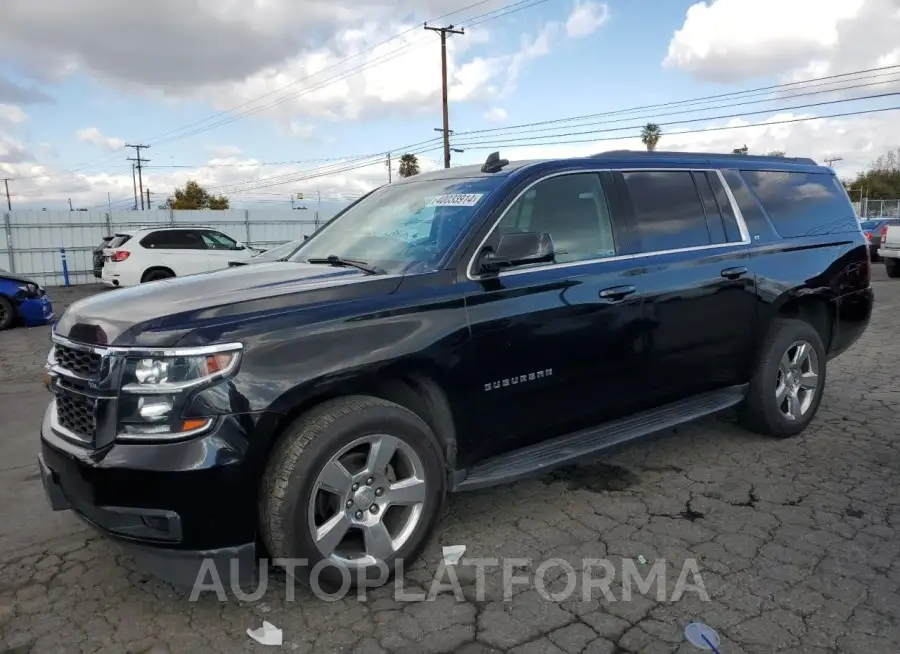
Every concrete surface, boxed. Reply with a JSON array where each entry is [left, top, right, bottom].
[[1, 268, 899, 653]]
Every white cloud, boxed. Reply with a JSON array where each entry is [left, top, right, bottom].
[[205, 144, 243, 156], [288, 121, 317, 140], [484, 107, 507, 122], [76, 127, 125, 151], [0, 104, 28, 124], [565, 1, 610, 39], [664, 0, 897, 84], [0, 0, 558, 125]]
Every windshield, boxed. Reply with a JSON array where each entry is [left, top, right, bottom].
[[252, 239, 304, 263], [860, 220, 880, 230], [287, 176, 505, 274]]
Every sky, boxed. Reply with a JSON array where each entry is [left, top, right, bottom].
[[1, 0, 899, 211]]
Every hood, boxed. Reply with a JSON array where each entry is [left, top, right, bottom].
[[53, 262, 403, 346], [0, 270, 40, 287]]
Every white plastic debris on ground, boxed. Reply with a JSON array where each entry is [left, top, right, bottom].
[[247, 620, 283, 646], [442, 544, 467, 565]]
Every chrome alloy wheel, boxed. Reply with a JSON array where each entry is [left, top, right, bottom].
[[775, 340, 819, 421], [307, 434, 427, 567]]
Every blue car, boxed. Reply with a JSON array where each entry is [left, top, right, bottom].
[[0, 269, 54, 330]]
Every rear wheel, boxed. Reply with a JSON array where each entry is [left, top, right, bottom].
[[0, 296, 14, 330], [141, 268, 174, 283], [260, 396, 446, 592], [739, 318, 826, 438], [886, 260, 900, 278]]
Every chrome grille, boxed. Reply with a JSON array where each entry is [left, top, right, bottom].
[[54, 343, 103, 378], [55, 388, 98, 442]]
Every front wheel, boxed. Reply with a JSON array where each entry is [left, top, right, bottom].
[[739, 318, 827, 438], [260, 396, 446, 592], [0, 295, 14, 330]]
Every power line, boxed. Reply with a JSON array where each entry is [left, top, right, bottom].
[[449, 90, 900, 147], [453, 63, 900, 138], [148, 0, 547, 149]]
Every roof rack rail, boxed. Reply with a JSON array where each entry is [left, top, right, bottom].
[[481, 151, 510, 173], [588, 149, 818, 166]]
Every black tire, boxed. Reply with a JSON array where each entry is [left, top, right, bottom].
[[0, 295, 14, 330], [260, 396, 446, 593], [739, 318, 827, 438], [142, 268, 174, 283], [886, 261, 900, 278]]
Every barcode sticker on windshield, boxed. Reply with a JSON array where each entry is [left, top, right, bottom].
[[426, 193, 484, 207]]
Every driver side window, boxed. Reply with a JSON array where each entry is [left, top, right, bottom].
[[494, 173, 617, 266]]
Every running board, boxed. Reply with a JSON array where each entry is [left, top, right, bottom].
[[453, 384, 748, 492]]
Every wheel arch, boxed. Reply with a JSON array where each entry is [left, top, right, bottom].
[[771, 292, 835, 353], [141, 266, 176, 283], [259, 362, 461, 480]]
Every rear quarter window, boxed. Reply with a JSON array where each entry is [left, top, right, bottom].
[[741, 170, 859, 238]]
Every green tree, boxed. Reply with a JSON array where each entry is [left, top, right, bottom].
[[640, 123, 662, 151], [164, 180, 230, 210], [844, 147, 900, 201], [764, 150, 786, 157], [398, 153, 420, 178]]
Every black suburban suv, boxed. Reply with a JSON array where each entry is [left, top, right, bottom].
[[39, 150, 873, 591]]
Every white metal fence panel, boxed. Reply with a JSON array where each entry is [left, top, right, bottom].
[[1, 206, 349, 287]]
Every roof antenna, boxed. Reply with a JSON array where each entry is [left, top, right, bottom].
[[481, 151, 509, 173]]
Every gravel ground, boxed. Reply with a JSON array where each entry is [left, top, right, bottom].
[[1, 267, 898, 653]]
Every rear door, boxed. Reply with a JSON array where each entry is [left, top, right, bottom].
[[613, 168, 757, 404], [139, 229, 210, 276], [200, 230, 252, 271]]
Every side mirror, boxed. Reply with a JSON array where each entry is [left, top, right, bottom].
[[480, 232, 554, 273], [233, 244, 246, 251]]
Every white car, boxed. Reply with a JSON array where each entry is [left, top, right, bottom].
[[878, 222, 900, 278], [101, 226, 256, 287]]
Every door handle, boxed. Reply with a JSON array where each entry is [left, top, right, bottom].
[[599, 285, 636, 300], [720, 266, 748, 279]]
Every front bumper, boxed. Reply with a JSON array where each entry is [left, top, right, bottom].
[[17, 294, 54, 327], [38, 403, 262, 590]]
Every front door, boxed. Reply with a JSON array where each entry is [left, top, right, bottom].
[[458, 171, 649, 465], [613, 168, 757, 404]]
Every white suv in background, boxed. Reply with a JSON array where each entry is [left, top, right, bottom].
[[101, 226, 256, 287]]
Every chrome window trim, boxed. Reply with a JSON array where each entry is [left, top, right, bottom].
[[51, 333, 243, 358], [466, 167, 752, 281]]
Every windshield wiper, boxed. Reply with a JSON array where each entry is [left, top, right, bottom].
[[307, 255, 384, 275]]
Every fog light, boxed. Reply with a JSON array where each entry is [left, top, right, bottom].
[[137, 396, 173, 421]]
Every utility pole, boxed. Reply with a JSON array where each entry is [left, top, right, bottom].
[[126, 144, 150, 210], [425, 23, 464, 169], [824, 156, 844, 167], [68, 198, 73, 211], [2, 178, 10, 210], [386, 152, 392, 183], [131, 163, 138, 210], [146, 188, 151, 210]]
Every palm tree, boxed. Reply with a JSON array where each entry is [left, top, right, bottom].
[[640, 123, 662, 152], [398, 153, 420, 178]]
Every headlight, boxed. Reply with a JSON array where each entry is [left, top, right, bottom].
[[121, 347, 241, 394], [16, 283, 40, 298], [117, 343, 242, 441]]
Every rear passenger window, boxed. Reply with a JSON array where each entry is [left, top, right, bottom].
[[621, 171, 711, 252], [741, 170, 858, 238]]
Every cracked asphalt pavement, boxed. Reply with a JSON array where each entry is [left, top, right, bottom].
[[2, 268, 899, 653]]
